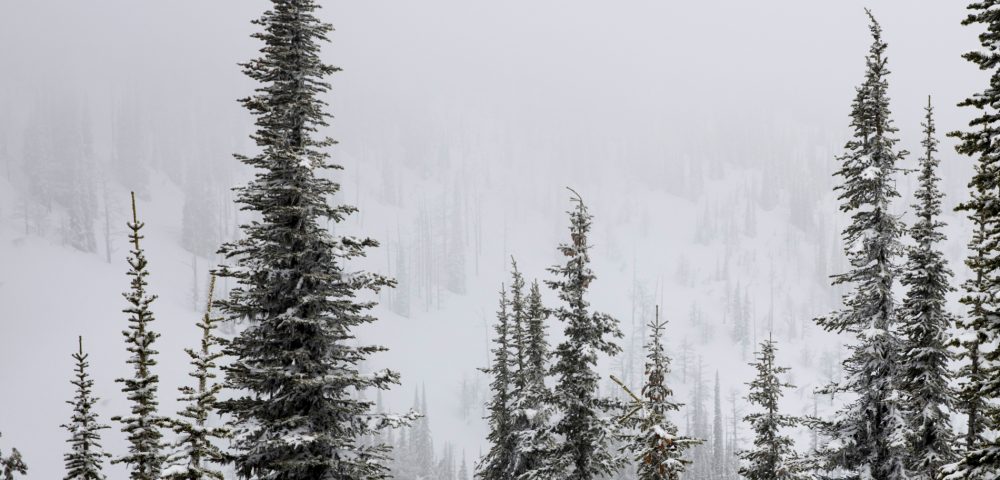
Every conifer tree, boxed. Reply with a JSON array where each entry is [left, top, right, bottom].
[[945, 1, 1000, 476], [112, 192, 167, 480], [620, 307, 700, 480], [738, 337, 810, 480], [414, 387, 435, 477], [459, 454, 470, 480], [216, 0, 404, 478], [897, 98, 956, 479], [0, 434, 26, 480], [510, 261, 527, 375], [812, 12, 910, 480], [511, 281, 557, 480], [546, 189, 624, 479], [687, 360, 711, 480], [62, 336, 111, 480], [164, 275, 231, 480], [712, 373, 724, 480], [478, 287, 515, 480]]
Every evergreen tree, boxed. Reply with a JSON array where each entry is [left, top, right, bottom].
[[687, 360, 711, 480], [812, 12, 910, 480], [545, 190, 624, 479], [0, 434, 26, 480], [621, 307, 700, 480], [164, 275, 231, 480], [112, 193, 168, 480], [510, 260, 527, 375], [712, 373, 724, 480], [215, 0, 405, 478], [897, 98, 956, 479], [62, 336, 111, 480], [414, 387, 435, 478], [459, 454, 470, 480], [945, 1, 1000, 476], [478, 287, 515, 480], [738, 337, 810, 480], [511, 281, 557, 480], [437, 444, 456, 480]]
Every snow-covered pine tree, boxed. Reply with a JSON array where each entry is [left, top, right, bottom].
[[437, 444, 456, 480], [545, 189, 625, 479], [112, 192, 168, 480], [415, 387, 435, 478], [897, 97, 956, 479], [738, 337, 810, 480], [511, 280, 557, 480], [687, 360, 711, 480], [164, 275, 231, 480], [951, 203, 993, 455], [510, 260, 527, 375], [478, 287, 515, 480], [621, 307, 700, 480], [812, 11, 910, 480], [215, 0, 404, 478], [945, 2, 1000, 477], [0, 434, 26, 480], [62, 336, 111, 480], [712, 373, 724, 480]]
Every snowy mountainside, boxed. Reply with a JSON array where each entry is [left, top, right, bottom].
[[0, 109, 972, 480]]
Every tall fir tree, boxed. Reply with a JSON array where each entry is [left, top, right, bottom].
[[112, 193, 168, 480], [946, 1, 1000, 477], [812, 12, 910, 480], [164, 275, 231, 480], [216, 0, 404, 478], [478, 287, 515, 480], [62, 336, 111, 480], [545, 190, 624, 479], [621, 307, 700, 480], [738, 337, 810, 480], [511, 280, 557, 480], [897, 98, 956, 479]]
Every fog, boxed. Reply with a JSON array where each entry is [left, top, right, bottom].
[[0, 1, 985, 479]]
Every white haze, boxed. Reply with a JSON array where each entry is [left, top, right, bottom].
[[0, 1, 985, 478]]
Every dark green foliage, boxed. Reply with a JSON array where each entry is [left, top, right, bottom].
[[216, 0, 406, 478], [546, 190, 624, 480], [738, 338, 809, 480], [112, 193, 168, 480], [812, 12, 910, 480], [477, 287, 516, 480], [510, 280, 557, 480], [898, 98, 956, 479], [62, 337, 111, 480], [945, 1, 1000, 477], [621, 308, 700, 480], [165, 275, 231, 480]]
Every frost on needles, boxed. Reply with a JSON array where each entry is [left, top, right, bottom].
[[214, 0, 410, 478]]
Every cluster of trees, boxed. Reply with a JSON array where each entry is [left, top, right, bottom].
[[378, 388, 471, 480], [6, 1, 1000, 480], [474, 195, 810, 480], [7, 93, 233, 265], [478, 191, 626, 480], [474, 7, 1000, 480], [809, 8, 1000, 480]]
